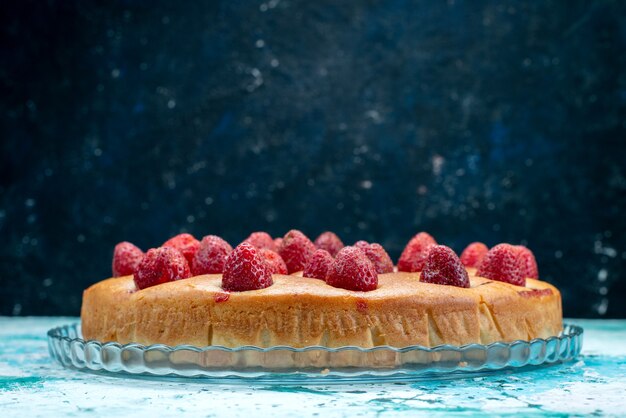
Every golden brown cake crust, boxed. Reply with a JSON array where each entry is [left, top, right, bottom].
[[81, 270, 562, 349]]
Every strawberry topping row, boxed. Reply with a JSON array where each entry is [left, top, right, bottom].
[[111, 230, 539, 293]]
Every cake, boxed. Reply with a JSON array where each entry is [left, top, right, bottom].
[[81, 231, 562, 353]]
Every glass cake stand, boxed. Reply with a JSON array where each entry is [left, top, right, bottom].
[[47, 323, 583, 384]]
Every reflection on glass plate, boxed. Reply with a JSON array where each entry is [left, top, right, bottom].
[[48, 323, 582, 384]]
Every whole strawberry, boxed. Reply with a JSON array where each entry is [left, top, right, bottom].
[[420, 245, 470, 288], [303, 249, 334, 280], [162, 233, 200, 264], [397, 232, 437, 272], [244, 232, 276, 251], [191, 235, 233, 275], [326, 246, 378, 291], [222, 242, 273, 291], [314, 231, 344, 257], [476, 243, 525, 286], [112, 241, 144, 277], [354, 241, 394, 274], [514, 245, 539, 279], [278, 229, 316, 273], [259, 248, 288, 275], [460, 242, 489, 268], [134, 247, 192, 290]]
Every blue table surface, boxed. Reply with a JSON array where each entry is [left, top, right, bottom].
[[1, 317, 625, 417]]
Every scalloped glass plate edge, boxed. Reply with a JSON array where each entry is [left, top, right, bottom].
[[47, 323, 583, 384]]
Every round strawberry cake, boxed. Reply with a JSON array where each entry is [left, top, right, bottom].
[[81, 230, 562, 349]]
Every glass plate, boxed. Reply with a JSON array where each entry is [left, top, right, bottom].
[[48, 323, 583, 384]]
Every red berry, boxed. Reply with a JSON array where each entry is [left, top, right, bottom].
[[134, 247, 191, 290], [222, 242, 273, 291], [162, 233, 200, 264], [303, 249, 334, 280], [460, 242, 489, 268], [273, 237, 283, 249], [278, 229, 316, 273], [514, 246, 539, 279], [259, 248, 288, 275], [112, 241, 144, 277], [353, 240, 370, 251], [354, 241, 394, 274], [476, 243, 525, 286], [190, 235, 233, 275], [420, 245, 470, 288], [314, 232, 344, 257], [397, 232, 437, 272], [326, 246, 378, 291], [244, 232, 276, 251]]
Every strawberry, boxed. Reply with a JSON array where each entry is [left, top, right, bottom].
[[514, 245, 539, 279], [259, 248, 288, 275], [244, 232, 276, 251], [314, 231, 344, 257], [303, 249, 334, 280], [134, 247, 191, 290], [326, 246, 378, 291], [460, 242, 489, 268], [354, 241, 394, 274], [162, 233, 200, 264], [476, 243, 525, 286], [278, 229, 316, 273], [222, 242, 273, 291], [397, 232, 437, 272], [190, 235, 233, 275], [420, 245, 470, 288], [112, 241, 144, 277], [353, 240, 370, 251]]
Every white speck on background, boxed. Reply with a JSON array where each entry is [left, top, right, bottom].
[[432, 155, 444, 176], [596, 298, 608, 315], [365, 109, 382, 124]]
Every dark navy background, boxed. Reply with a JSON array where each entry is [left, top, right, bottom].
[[1, 1, 625, 317]]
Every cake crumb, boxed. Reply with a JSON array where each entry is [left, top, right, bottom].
[[458, 361, 468, 367], [320, 368, 330, 375]]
